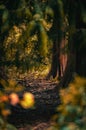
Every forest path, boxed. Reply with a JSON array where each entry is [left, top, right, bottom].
[[8, 77, 60, 130]]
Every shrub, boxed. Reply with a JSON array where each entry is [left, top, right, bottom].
[[0, 78, 35, 130], [49, 76, 86, 130]]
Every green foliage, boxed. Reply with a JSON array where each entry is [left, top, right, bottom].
[[45, 6, 54, 18], [49, 76, 86, 130], [1, 0, 53, 72], [2, 9, 9, 23], [0, 78, 35, 130], [19, 20, 37, 44], [38, 23, 48, 56], [0, 5, 9, 33], [0, 0, 85, 77], [0, 0, 64, 72], [0, 117, 17, 130]]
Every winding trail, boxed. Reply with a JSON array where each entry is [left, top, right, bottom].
[[8, 78, 61, 129]]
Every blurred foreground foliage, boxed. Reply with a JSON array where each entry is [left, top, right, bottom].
[[0, 78, 35, 130], [48, 76, 86, 130]]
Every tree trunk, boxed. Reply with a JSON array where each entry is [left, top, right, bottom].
[[75, 29, 86, 77], [59, 53, 75, 88], [47, 40, 61, 79], [58, 29, 86, 88], [58, 32, 76, 88], [0, 32, 9, 80]]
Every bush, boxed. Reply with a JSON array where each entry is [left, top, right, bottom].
[[0, 78, 35, 130], [49, 76, 86, 130]]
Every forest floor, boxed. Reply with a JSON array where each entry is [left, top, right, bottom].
[[8, 75, 61, 130]]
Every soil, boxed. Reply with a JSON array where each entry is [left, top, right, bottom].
[[8, 77, 61, 130]]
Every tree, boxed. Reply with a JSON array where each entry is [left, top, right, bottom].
[[58, 0, 86, 87], [45, 0, 64, 79], [0, 0, 86, 87]]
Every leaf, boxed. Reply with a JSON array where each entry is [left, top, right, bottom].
[[38, 23, 48, 56], [2, 9, 9, 23], [0, 4, 5, 9], [19, 20, 37, 45], [1, 21, 9, 33], [0, 118, 17, 130], [6, 124, 17, 130], [80, 2, 86, 23], [61, 126, 70, 130], [45, 6, 54, 18], [0, 117, 4, 125], [24, 8, 32, 19]]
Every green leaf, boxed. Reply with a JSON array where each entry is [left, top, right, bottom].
[[24, 8, 32, 19], [6, 124, 17, 130], [0, 4, 5, 10], [0, 117, 4, 125], [1, 21, 9, 33], [58, 115, 65, 123], [61, 126, 70, 130], [18, 20, 36, 45], [38, 24, 48, 56], [2, 9, 9, 23], [26, 21, 37, 37], [45, 6, 54, 18], [80, 2, 86, 23]]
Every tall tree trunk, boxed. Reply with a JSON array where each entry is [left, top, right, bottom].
[[75, 29, 86, 77], [59, 52, 75, 88], [47, 39, 61, 79], [58, 31, 76, 87], [0, 32, 8, 80], [46, 1, 64, 79]]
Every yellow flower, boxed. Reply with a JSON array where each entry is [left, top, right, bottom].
[[20, 92, 35, 109]]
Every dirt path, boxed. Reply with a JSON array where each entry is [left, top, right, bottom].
[[8, 78, 60, 129]]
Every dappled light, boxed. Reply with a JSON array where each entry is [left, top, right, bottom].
[[0, 0, 86, 129]]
